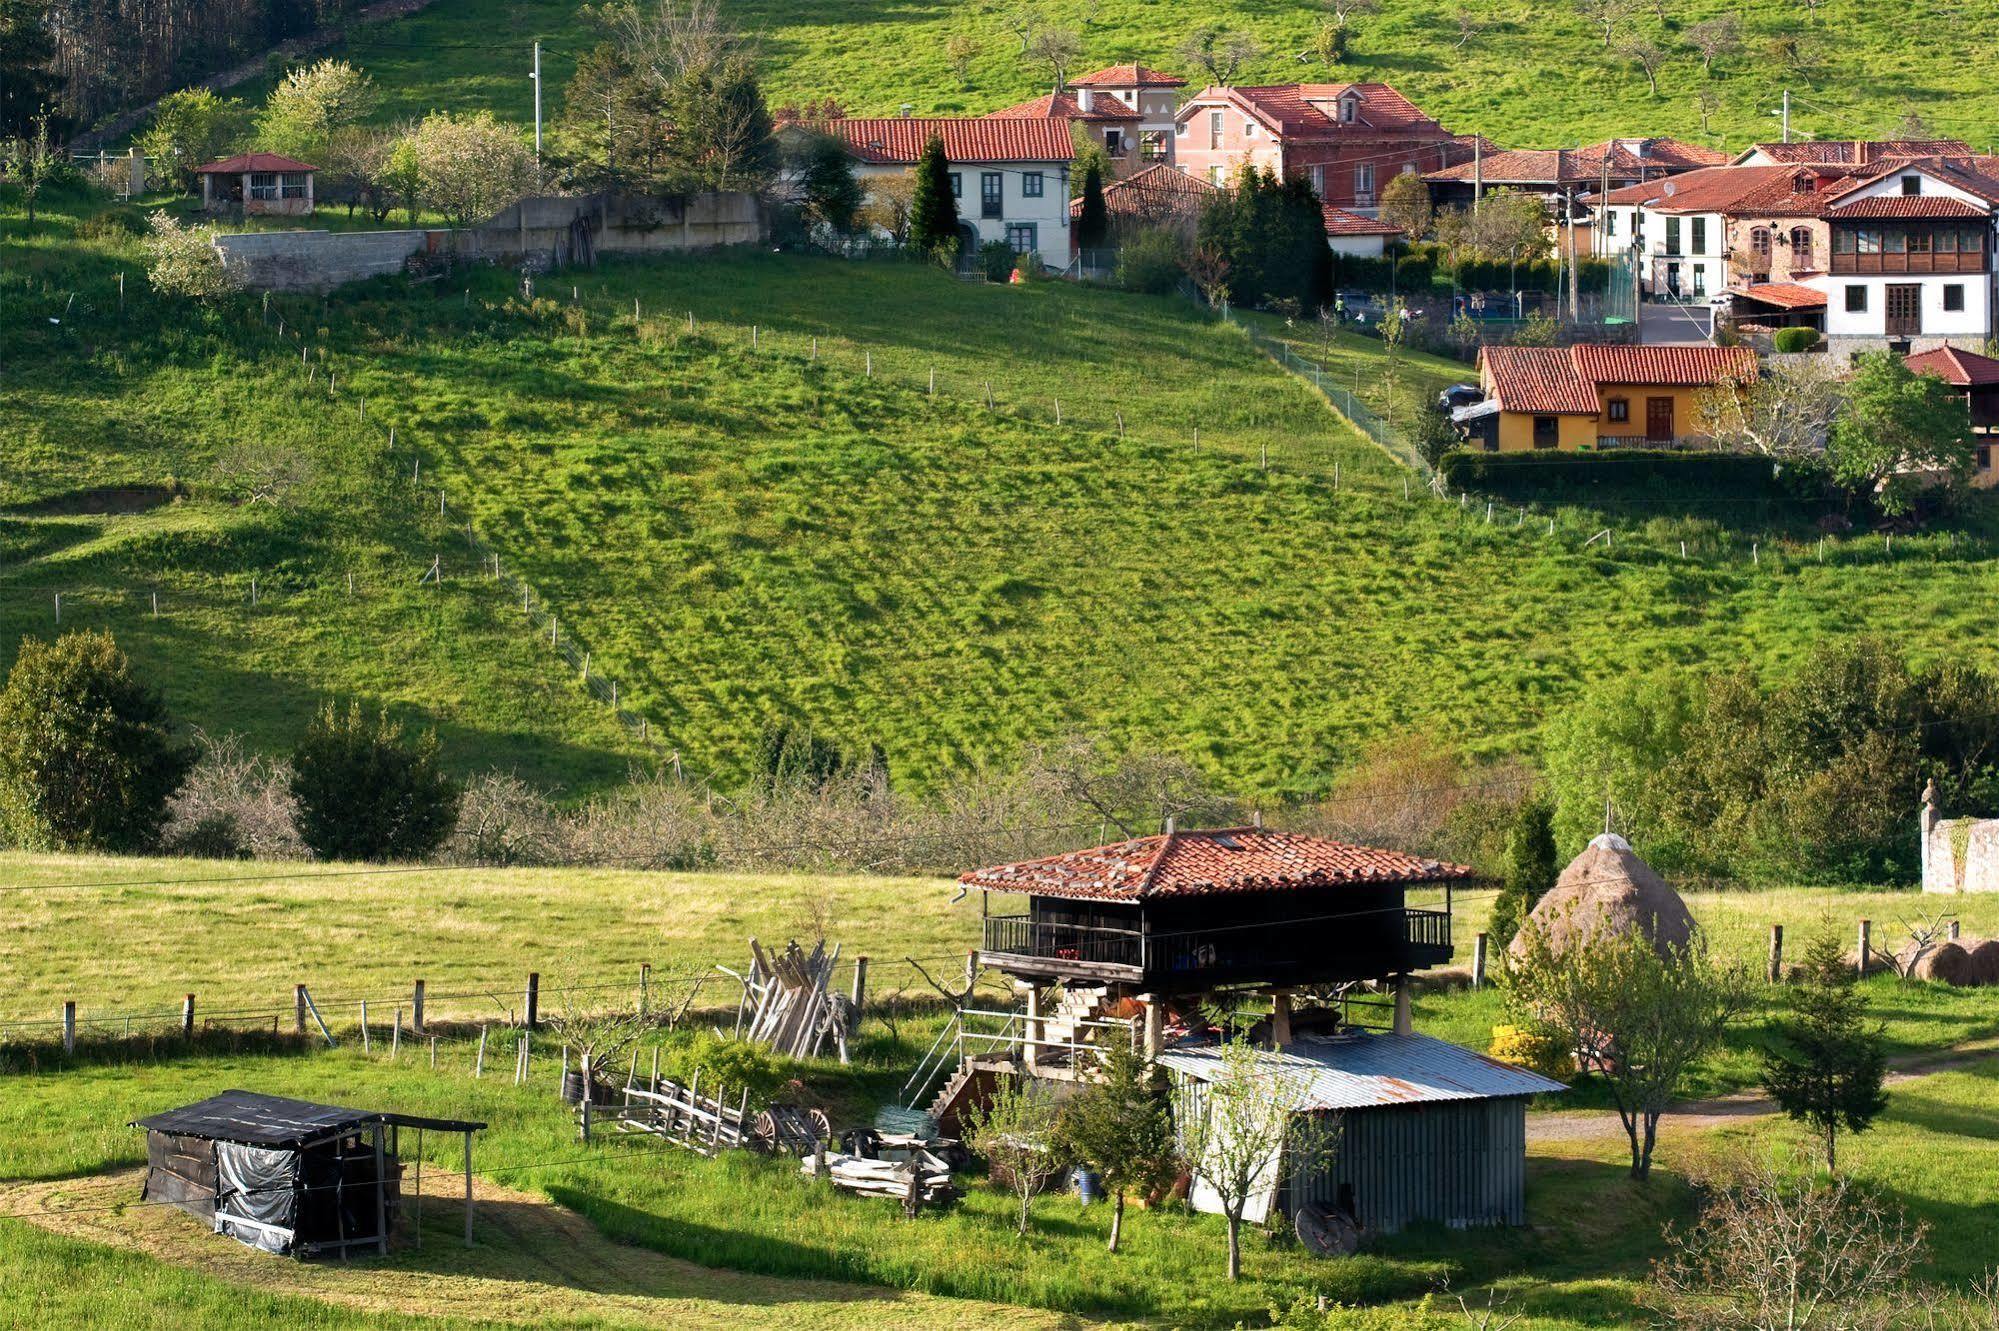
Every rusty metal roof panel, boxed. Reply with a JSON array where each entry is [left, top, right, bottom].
[[1157, 1031, 1566, 1110]]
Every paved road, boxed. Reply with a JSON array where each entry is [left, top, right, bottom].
[[1638, 302, 1715, 345]]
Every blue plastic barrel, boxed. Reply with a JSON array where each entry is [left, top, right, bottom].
[[1073, 1168, 1101, 1204]]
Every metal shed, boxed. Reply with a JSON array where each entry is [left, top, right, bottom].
[[132, 1090, 485, 1256], [1161, 1031, 1565, 1236]]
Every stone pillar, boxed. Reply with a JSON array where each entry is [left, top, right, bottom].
[[1270, 992, 1293, 1047], [1022, 982, 1042, 1073], [1392, 978, 1413, 1036], [1921, 778, 1939, 891], [1138, 993, 1164, 1059]]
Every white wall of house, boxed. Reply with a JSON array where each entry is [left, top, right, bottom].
[[852, 160, 1072, 268], [1809, 166, 1999, 347], [1608, 205, 1727, 299], [1329, 234, 1390, 257]]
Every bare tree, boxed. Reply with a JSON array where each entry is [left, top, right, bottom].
[[1326, 0, 1380, 28], [1454, 7, 1485, 49], [943, 32, 981, 85], [1652, 1154, 1928, 1331], [1684, 13, 1741, 74], [1694, 87, 1722, 135], [213, 442, 316, 508], [1024, 735, 1228, 838], [1694, 359, 1846, 460], [1177, 25, 1264, 84], [1898, 107, 1932, 138], [1003, 3, 1040, 54], [1618, 33, 1668, 94], [1027, 26, 1081, 89], [1574, 0, 1643, 46], [964, 1074, 1064, 1236]]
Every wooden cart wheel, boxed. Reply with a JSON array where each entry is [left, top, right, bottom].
[[805, 1108, 832, 1142], [749, 1110, 780, 1155]]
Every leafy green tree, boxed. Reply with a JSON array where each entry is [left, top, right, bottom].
[[137, 89, 249, 193], [554, 41, 674, 191], [1115, 227, 1185, 294], [1378, 168, 1433, 241], [788, 130, 862, 234], [1196, 166, 1333, 312], [1488, 796, 1558, 950], [1075, 160, 1110, 251], [289, 702, 460, 862], [0, 0, 61, 141], [1510, 924, 1751, 1180], [965, 1073, 1064, 1236], [1055, 1039, 1179, 1252], [253, 59, 376, 163], [1829, 350, 1972, 516], [0, 631, 194, 852], [1761, 933, 1889, 1172], [909, 133, 960, 260], [1068, 126, 1112, 199]]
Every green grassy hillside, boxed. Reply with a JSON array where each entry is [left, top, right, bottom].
[[252, 0, 1999, 154]]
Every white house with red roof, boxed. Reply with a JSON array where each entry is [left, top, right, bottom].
[[196, 152, 316, 216], [815, 117, 1075, 268], [1068, 63, 1186, 166], [1170, 82, 1467, 211]]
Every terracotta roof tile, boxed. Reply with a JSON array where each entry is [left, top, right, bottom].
[[1322, 204, 1402, 236], [1482, 344, 1757, 414], [1746, 139, 1973, 165], [1827, 194, 1989, 218], [1069, 163, 1215, 219], [987, 91, 1134, 122], [196, 152, 316, 174], [1182, 82, 1447, 140], [1907, 345, 1999, 387], [959, 828, 1474, 901], [1427, 138, 1724, 186], [1736, 282, 1828, 310], [821, 117, 1075, 164], [1070, 63, 1186, 88]]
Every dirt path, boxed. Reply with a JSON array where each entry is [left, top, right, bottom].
[[2, 1169, 1117, 1331], [1528, 1034, 1999, 1144]]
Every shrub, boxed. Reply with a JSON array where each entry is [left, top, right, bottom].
[[978, 238, 1017, 282], [1116, 228, 1184, 294], [289, 701, 460, 862], [661, 1031, 792, 1108], [143, 212, 232, 300], [1772, 326, 1822, 353], [0, 631, 196, 852], [1487, 1023, 1573, 1083], [162, 732, 304, 860]]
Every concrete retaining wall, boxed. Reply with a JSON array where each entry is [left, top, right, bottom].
[[211, 191, 767, 292]]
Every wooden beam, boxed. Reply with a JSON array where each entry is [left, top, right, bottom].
[[463, 1132, 474, 1248], [372, 1122, 388, 1255]]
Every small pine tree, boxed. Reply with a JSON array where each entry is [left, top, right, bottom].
[[1762, 933, 1889, 1172], [909, 135, 961, 262], [0, 631, 195, 852], [290, 701, 460, 862], [1488, 797, 1558, 951], [1075, 160, 1110, 251], [1055, 1039, 1179, 1252]]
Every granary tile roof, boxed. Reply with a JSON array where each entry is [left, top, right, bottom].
[[958, 827, 1474, 901], [987, 91, 1135, 122], [196, 152, 316, 174], [1070, 63, 1187, 88], [1182, 82, 1446, 140], [1159, 1030, 1567, 1109], [1827, 195, 1990, 218], [1736, 282, 1829, 310], [1068, 163, 1216, 219], [1482, 344, 1758, 414], [821, 117, 1076, 164], [1906, 345, 1999, 387], [1323, 204, 1402, 236]]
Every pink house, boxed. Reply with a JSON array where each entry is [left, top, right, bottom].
[[196, 153, 317, 216], [1171, 82, 1469, 212]]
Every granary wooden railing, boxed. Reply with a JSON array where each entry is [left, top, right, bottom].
[[981, 917, 1143, 970]]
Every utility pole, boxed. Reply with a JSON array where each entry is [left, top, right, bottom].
[[1781, 89, 1790, 144], [1472, 133, 1482, 230], [532, 41, 544, 165]]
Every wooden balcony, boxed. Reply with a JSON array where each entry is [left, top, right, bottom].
[[977, 908, 1453, 984], [1830, 252, 1988, 275]]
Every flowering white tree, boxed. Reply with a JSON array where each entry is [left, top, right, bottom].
[[404, 111, 538, 227], [143, 212, 231, 300]]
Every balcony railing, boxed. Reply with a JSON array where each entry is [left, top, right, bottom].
[[982, 917, 1142, 970], [1830, 252, 1988, 275], [982, 908, 1454, 974]]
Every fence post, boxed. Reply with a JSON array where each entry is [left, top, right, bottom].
[[851, 956, 869, 1019], [295, 983, 308, 1035], [639, 963, 651, 1018], [63, 1001, 76, 1054], [182, 993, 195, 1040], [392, 1009, 402, 1058], [525, 972, 540, 1030], [413, 979, 426, 1035], [361, 1000, 371, 1052], [1471, 934, 1488, 991], [1949, 919, 1962, 941], [475, 1026, 487, 1077], [1768, 925, 1784, 983], [1857, 919, 1871, 977]]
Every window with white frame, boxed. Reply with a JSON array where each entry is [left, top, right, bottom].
[[1005, 222, 1037, 254], [1354, 162, 1375, 199]]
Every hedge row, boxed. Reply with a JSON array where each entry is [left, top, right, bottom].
[[1438, 449, 1810, 501]]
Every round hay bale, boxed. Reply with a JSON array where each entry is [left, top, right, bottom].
[[1914, 941, 1978, 986], [1508, 833, 1696, 962], [1960, 938, 1999, 986]]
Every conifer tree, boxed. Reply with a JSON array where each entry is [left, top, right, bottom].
[[909, 134, 960, 262], [1075, 160, 1110, 251], [1055, 1039, 1179, 1252], [1762, 933, 1889, 1172], [1489, 797, 1559, 950]]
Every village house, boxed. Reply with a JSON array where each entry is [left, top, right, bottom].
[[1907, 345, 1999, 484], [196, 152, 316, 216], [1323, 202, 1403, 256], [816, 117, 1075, 269], [987, 63, 1187, 171], [1732, 138, 1974, 167], [1069, 162, 1216, 242], [1424, 137, 1725, 216], [1169, 82, 1468, 210], [1469, 343, 1758, 451]]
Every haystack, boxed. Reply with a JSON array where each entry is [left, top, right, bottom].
[[1963, 938, 1999, 986], [1507, 833, 1697, 961], [1901, 939, 1979, 986]]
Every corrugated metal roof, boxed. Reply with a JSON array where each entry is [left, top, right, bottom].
[[1158, 1031, 1566, 1110]]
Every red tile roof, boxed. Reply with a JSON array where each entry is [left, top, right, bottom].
[[1907, 345, 1999, 387], [988, 91, 1134, 122], [1070, 63, 1186, 89], [1069, 163, 1215, 219], [1323, 204, 1402, 236], [821, 117, 1075, 164], [1599, 164, 1827, 213], [1744, 139, 1973, 165], [1827, 195, 1989, 218], [1736, 282, 1828, 310], [1482, 344, 1758, 414], [196, 152, 316, 174], [959, 828, 1474, 901], [1427, 138, 1724, 186], [1182, 82, 1447, 140]]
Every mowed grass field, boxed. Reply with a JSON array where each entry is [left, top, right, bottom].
[[237, 0, 1999, 152]]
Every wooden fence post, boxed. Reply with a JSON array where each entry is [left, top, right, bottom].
[[474, 1026, 487, 1077], [1857, 919, 1872, 977], [182, 993, 195, 1040], [295, 984, 307, 1036], [413, 979, 426, 1036], [639, 963, 651, 1019], [361, 1000, 371, 1052], [851, 956, 869, 1019], [392, 1009, 402, 1058], [63, 1001, 75, 1055], [1472, 934, 1488, 991], [1768, 925, 1784, 983], [525, 972, 540, 1030]]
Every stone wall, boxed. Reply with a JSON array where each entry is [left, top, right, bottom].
[[1922, 800, 1999, 893], [211, 192, 766, 292]]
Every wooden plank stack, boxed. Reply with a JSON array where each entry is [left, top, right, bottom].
[[801, 1149, 957, 1209], [727, 939, 854, 1064]]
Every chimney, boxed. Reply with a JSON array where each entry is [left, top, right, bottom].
[[1164, 814, 1177, 836], [1078, 88, 1093, 112], [898, 103, 913, 119]]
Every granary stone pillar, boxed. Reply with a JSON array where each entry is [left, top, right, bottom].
[[1138, 993, 1164, 1059], [1921, 779, 1939, 890], [1021, 982, 1043, 1073], [1270, 992, 1294, 1047], [1392, 978, 1413, 1036]]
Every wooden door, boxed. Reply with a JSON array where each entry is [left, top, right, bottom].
[[1645, 396, 1674, 442], [1886, 284, 1922, 335]]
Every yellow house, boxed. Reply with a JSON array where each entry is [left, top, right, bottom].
[[1472, 344, 1759, 452]]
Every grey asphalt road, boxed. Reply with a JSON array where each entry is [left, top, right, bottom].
[[1638, 302, 1715, 344]]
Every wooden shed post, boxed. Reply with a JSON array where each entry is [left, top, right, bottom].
[[1472, 934, 1488, 991], [1270, 992, 1294, 1046], [182, 994, 195, 1040], [413, 979, 426, 1035], [463, 1130, 475, 1247], [372, 1121, 389, 1255], [850, 956, 869, 1019], [62, 1001, 75, 1055], [525, 973, 540, 1030], [1857, 920, 1872, 978], [1768, 925, 1784, 983], [295, 984, 307, 1036], [1022, 983, 1043, 1073]]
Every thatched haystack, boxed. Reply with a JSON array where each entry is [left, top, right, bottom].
[[1900, 939, 1979, 986], [1963, 938, 1999, 986], [1508, 833, 1697, 961]]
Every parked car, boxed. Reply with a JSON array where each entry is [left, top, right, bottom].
[[1437, 383, 1483, 413]]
